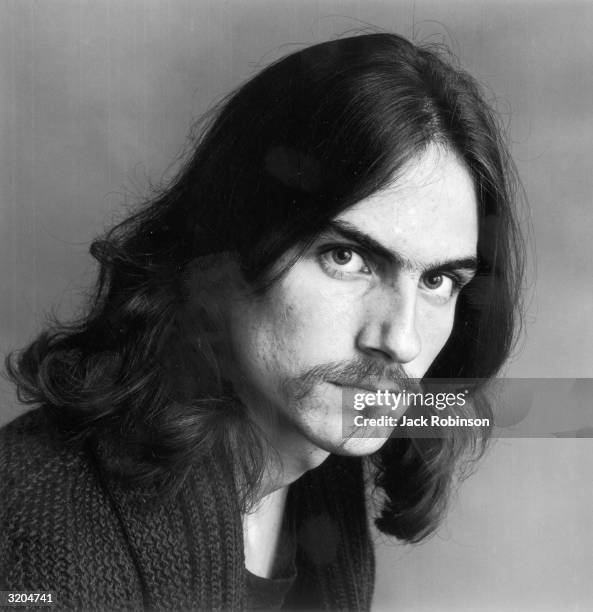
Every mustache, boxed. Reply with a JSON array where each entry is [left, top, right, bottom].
[[283, 357, 420, 401]]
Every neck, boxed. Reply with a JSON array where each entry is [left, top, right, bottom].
[[248, 412, 330, 501], [229, 377, 330, 501], [260, 438, 329, 499]]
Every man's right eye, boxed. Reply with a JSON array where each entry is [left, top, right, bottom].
[[319, 246, 372, 279]]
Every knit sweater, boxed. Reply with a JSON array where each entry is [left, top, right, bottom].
[[0, 409, 375, 611]]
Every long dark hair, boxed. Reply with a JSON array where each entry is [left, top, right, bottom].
[[6, 33, 524, 543]]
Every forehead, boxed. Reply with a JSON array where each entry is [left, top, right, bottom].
[[337, 145, 478, 265]]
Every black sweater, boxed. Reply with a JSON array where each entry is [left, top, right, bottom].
[[0, 409, 375, 610]]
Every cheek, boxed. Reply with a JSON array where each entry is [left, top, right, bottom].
[[228, 303, 291, 408], [269, 282, 356, 366], [230, 255, 368, 390], [229, 292, 314, 382]]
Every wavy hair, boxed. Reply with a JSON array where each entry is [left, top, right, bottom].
[[6, 33, 524, 543]]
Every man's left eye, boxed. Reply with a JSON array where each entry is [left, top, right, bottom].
[[420, 273, 455, 300]]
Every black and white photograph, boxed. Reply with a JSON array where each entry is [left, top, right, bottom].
[[1, 1, 591, 610]]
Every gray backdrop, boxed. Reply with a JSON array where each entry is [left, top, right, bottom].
[[1, 1, 592, 610]]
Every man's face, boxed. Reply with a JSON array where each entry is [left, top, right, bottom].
[[227, 144, 478, 458]]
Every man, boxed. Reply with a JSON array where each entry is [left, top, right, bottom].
[[0, 33, 523, 610]]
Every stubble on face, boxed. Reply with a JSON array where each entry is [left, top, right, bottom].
[[276, 355, 422, 451], [226, 144, 478, 471]]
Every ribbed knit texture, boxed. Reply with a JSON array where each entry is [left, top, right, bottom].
[[0, 409, 375, 611]]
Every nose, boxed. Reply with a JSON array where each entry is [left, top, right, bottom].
[[355, 278, 421, 364]]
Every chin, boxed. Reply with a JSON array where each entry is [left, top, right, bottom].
[[305, 428, 391, 457], [292, 393, 395, 458], [333, 434, 391, 457]]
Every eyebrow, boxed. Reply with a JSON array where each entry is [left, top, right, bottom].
[[321, 220, 479, 276]]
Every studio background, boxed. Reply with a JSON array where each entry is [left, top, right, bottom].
[[1, 1, 591, 610]]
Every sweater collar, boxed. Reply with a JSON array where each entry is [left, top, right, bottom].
[[92, 443, 374, 611]]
